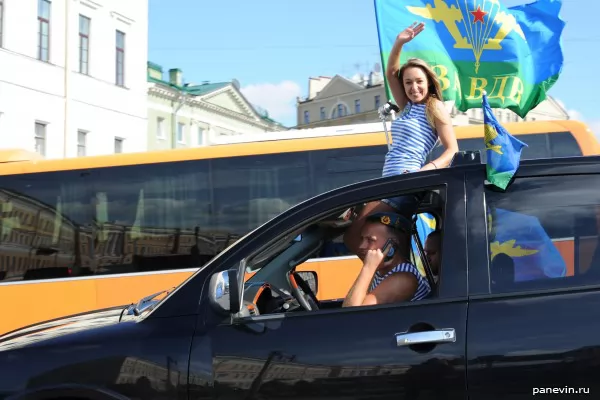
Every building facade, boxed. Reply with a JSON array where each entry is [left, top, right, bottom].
[[146, 63, 286, 150], [0, 0, 148, 159], [296, 69, 569, 129]]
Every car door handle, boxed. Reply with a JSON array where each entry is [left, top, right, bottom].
[[395, 328, 456, 347]]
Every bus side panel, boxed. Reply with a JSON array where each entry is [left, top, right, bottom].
[[93, 270, 195, 309], [0, 270, 194, 336], [553, 239, 574, 277], [296, 257, 362, 300], [0, 279, 98, 336]]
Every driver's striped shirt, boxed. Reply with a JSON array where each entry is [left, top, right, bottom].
[[369, 262, 431, 301]]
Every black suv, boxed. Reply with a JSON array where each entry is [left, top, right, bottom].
[[0, 151, 599, 400]]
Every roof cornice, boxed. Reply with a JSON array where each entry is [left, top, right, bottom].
[[148, 85, 282, 130]]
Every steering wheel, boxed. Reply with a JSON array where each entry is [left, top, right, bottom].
[[288, 271, 319, 311]]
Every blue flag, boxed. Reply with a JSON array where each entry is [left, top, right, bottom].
[[373, 0, 565, 117], [489, 207, 566, 281], [483, 92, 528, 190], [412, 213, 436, 276]]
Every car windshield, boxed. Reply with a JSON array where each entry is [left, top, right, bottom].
[[245, 231, 304, 275]]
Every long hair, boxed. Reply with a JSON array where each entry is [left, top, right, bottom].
[[397, 58, 450, 129]]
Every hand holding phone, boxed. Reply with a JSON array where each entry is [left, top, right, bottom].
[[364, 239, 397, 270]]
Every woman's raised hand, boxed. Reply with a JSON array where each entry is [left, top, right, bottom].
[[396, 22, 425, 45]]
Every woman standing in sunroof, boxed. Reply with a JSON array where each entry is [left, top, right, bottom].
[[343, 21, 458, 257]]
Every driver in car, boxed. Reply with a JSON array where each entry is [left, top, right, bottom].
[[342, 212, 431, 307]]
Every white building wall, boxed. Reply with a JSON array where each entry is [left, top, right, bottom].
[[0, 0, 148, 159], [151, 102, 277, 142]]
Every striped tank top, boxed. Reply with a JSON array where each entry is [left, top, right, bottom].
[[369, 262, 431, 301], [382, 101, 439, 178]]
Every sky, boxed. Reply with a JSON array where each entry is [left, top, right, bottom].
[[148, 0, 599, 136]]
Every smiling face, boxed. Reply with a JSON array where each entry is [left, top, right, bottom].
[[402, 66, 429, 104]]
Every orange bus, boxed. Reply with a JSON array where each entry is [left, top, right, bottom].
[[0, 119, 597, 336]]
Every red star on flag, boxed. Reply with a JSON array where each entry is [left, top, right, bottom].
[[470, 6, 487, 23]]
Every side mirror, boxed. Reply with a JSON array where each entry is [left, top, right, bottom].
[[208, 268, 242, 315], [296, 270, 318, 296]]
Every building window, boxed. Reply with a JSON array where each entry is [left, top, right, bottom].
[[355, 99, 361, 113], [177, 122, 185, 143], [332, 103, 348, 119], [77, 130, 87, 156], [37, 0, 51, 62], [114, 137, 123, 153], [320, 107, 325, 120], [196, 126, 205, 146], [0, 0, 4, 48], [115, 30, 125, 86], [79, 15, 90, 75], [156, 117, 165, 139], [34, 122, 46, 156], [375, 95, 381, 109], [303, 110, 309, 124]]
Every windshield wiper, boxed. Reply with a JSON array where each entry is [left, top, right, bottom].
[[123, 287, 174, 318]]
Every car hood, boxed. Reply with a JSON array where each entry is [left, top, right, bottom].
[[0, 305, 132, 352]]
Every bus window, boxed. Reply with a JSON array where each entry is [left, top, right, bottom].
[[93, 160, 212, 231], [92, 160, 213, 274], [519, 134, 551, 160], [211, 152, 311, 235], [0, 171, 93, 281], [457, 138, 485, 155], [549, 132, 583, 158], [429, 138, 487, 161], [428, 132, 582, 162], [310, 145, 387, 194]]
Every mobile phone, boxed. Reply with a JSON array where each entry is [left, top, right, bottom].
[[381, 238, 396, 262]]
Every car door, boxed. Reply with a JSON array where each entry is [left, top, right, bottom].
[[465, 165, 600, 399], [188, 172, 469, 399]]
